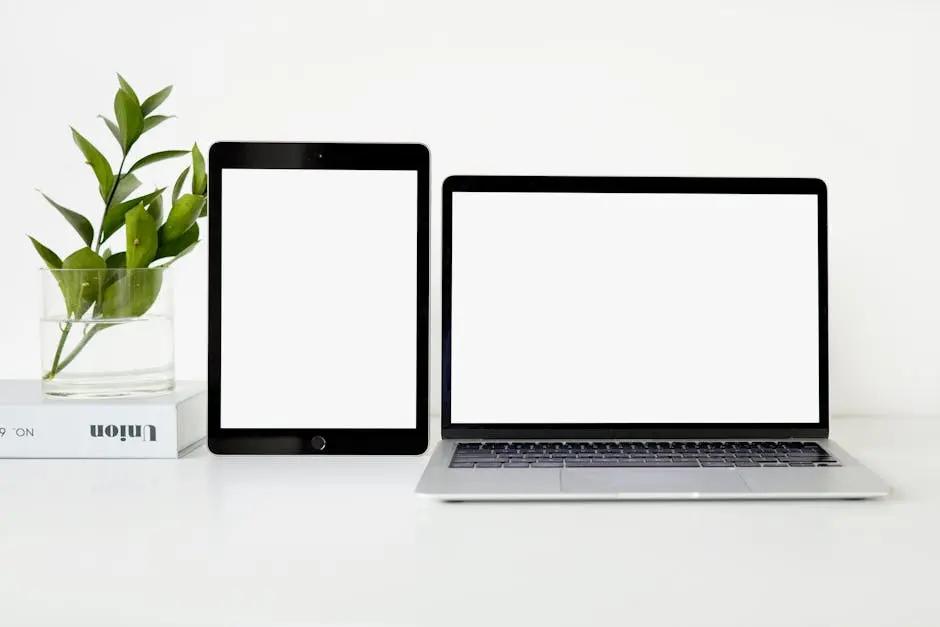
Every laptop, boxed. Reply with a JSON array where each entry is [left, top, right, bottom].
[[416, 175, 890, 501]]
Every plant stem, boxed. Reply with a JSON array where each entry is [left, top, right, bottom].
[[47, 148, 130, 378], [46, 152, 128, 380], [43, 323, 110, 380], [95, 153, 127, 253], [46, 321, 73, 379]]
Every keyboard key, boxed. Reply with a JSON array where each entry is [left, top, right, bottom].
[[734, 462, 759, 467], [449, 462, 475, 469], [701, 461, 734, 467], [504, 462, 530, 468], [475, 462, 502, 468], [532, 461, 564, 468]]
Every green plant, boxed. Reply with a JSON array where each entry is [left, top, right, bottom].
[[30, 74, 206, 381]]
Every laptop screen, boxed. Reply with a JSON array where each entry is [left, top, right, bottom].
[[449, 190, 821, 425]]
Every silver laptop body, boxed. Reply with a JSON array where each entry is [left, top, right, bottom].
[[416, 176, 889, 501]]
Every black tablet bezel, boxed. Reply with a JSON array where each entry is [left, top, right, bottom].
[[208, 142, 429, 454], [442, 176, 829, 440]]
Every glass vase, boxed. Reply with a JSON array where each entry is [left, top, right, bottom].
[[39, 267, 175, 398]]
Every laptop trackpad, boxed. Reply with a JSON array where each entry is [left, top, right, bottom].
[[561, 469, 750, 495]]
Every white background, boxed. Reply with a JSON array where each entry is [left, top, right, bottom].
[[451, 192, 820, 423], [1, 0, 938, 418], [221, 169, 416, 428]]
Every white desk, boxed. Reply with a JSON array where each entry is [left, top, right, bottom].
[[0, 416, 937, 627]]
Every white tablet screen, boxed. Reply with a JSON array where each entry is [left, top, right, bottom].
[[220, 169, 417, 429]]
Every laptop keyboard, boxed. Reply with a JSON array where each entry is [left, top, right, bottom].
[[449, 441, 841, 468]]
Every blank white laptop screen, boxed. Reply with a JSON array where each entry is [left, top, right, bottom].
[[450, 192, 820, 425], [221, 169, 417, 429]]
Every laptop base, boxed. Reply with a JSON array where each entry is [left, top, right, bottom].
[[416, 440, 890, 501]]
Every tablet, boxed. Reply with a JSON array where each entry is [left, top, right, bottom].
[[207, 142, 429, 454]]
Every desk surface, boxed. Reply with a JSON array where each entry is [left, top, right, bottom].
[[0, 416, 937, 627]]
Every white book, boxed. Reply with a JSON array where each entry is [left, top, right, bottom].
[[0, 380, 207, 458]]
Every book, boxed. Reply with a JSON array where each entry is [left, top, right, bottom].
[[0, 380, 206, 458]]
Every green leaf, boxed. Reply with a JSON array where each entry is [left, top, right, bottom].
[[142, 115, 175, 133], [28, 236, 62, 269], [31, 237, 71, 318], [59, 247, 106, 316], [152, 241, 198, 268], [62, 247, 105, 270], [100, 188, 166, 245], [172, 242, 198, 262], [100, 252, 127, 299], [102, 268, 163, 318], [111, 173, 141, 204], [141, 85, 172, 116], [192, 143, 206, 195], [162, 194, 205, 242], [172, 166, 189, 205], [125, 203, 158, 269], [106, 251, 126, 269], [98, 115, 121, 145], [71, 128, 113, 201], [37, 192, 94, 247], [127, 150, 188, 174], [116, 74, 139, 106], [155, 222, 198, 261], [114, 88, 144, 154], [147, 194, 164, 225]]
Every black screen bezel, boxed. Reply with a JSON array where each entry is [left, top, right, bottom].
[[208, 142, 430, 454], [442, 176, 829, 440]]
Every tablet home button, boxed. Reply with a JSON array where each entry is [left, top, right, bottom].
[[310, 436, 327, 452]]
